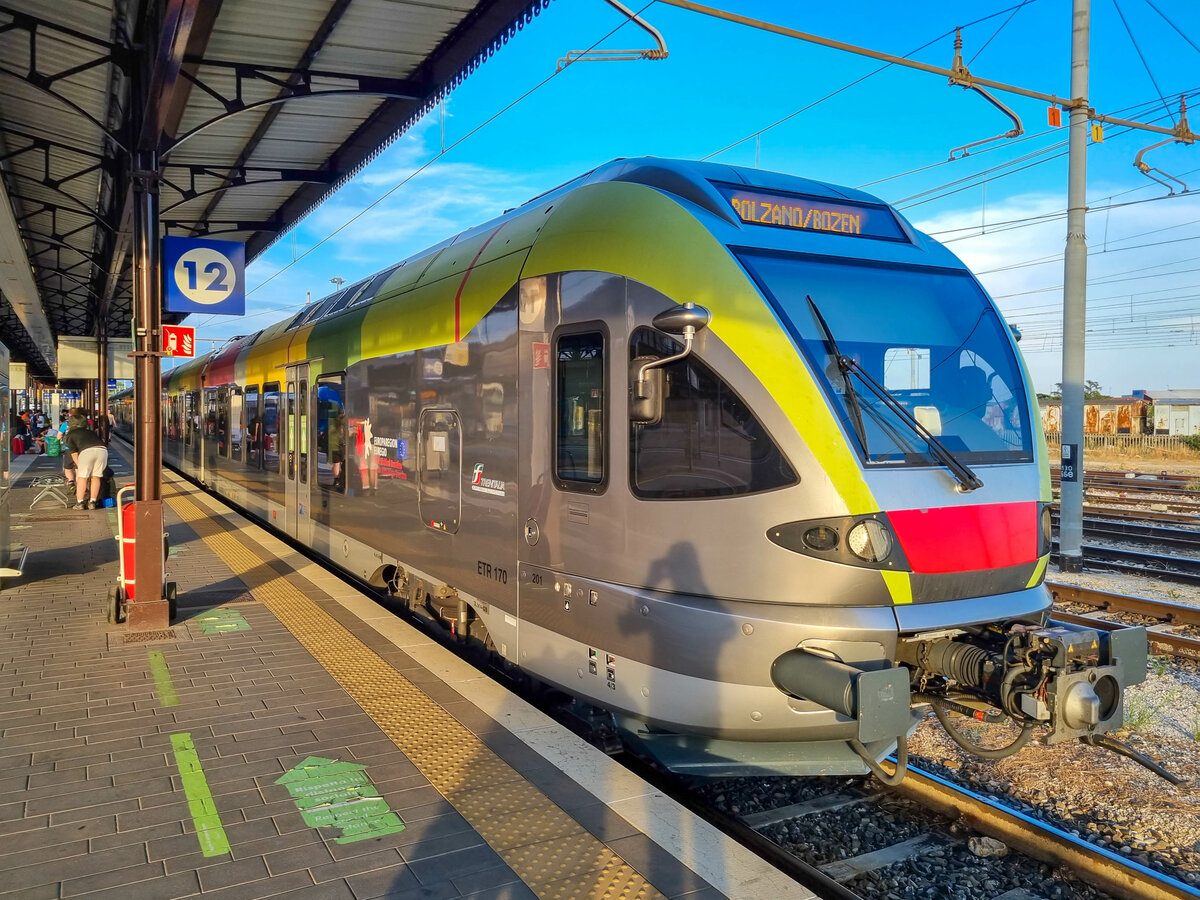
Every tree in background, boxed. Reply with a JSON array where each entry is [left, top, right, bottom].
[[1050, 380, 1104, 400]]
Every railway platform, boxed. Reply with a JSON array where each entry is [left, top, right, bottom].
[[0, 447, 809, 900]]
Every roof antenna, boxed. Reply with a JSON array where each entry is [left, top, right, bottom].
[[557, 0, 668, 71], [1133, 96, 1195, 195], [946, 28, 1024, 161]]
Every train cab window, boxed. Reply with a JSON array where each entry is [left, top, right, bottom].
[[263, 384, 281, 474], [244, 386, 261, 468], [316, 376, 347, 493], [555, 330, 605, 489], [629, 328, 796, 498]]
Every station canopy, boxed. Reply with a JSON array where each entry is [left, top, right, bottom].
[[0, 0, 549, 378]]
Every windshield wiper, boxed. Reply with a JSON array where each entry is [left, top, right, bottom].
[[806, 296, 984, 494], [806, 296, 870, 455]]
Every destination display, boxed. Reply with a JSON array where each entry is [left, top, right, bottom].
[[717, 185, 905, 240]]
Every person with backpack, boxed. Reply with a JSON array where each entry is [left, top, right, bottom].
[[63, 413, 108, 510]]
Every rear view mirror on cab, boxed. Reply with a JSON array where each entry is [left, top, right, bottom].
[[630, 302, 710, 424]]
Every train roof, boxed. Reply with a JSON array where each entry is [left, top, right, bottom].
[[163, 156, 972, 388]]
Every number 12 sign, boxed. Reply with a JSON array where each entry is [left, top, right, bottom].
[[162, 236, 245, 315]]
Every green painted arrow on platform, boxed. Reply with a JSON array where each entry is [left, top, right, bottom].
[[275, 756, 404, 844], [194, 608, 251, 634]]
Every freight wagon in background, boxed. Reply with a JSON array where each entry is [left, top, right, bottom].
[[1039, 396, 1149, 434]]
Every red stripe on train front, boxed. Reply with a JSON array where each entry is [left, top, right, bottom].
[[888, 501, 1038, 574]]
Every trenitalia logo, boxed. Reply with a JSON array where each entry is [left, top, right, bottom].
[[470, 464, 505, 497]]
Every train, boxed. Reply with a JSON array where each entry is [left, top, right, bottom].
[[114, 158, 1147, 778]]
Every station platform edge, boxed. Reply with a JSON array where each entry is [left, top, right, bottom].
[[0, 446, 810, 900]]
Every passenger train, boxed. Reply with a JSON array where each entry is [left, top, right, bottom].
[[115, 158, 1146, 778]]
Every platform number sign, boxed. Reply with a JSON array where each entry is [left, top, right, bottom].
[[163, 236, 245, 315], [1060, 443, 1079, 482]]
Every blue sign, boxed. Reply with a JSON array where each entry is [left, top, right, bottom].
[[163, 237, 245, 315]]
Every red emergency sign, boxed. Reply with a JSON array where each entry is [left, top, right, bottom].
[[162, 325, 195, 357]]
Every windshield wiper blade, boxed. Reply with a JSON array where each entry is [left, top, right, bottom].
[[806, 296, 869, 455], [806, 295, 983, 493], [839, 354, 984, 493]]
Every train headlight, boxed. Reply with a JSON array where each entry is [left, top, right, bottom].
[[802, 525, 839, 552], [847, 520, 892, 563], [1042, 506, 1053, 543]]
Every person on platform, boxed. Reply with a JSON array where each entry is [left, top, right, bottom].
[[63, 413, 109, 510]]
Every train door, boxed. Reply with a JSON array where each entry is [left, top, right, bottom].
[[517, 271, 627, 595], [284, 364, 312, 543]]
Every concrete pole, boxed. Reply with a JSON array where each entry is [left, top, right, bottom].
[[1058, 0, 1090, 573]]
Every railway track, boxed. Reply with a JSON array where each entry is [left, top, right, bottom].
[[700, 763, 1198, 899], [1050, 542, 1200, 586], [1048, 581, 1200, 657], [1056, 515, 1200, 553]]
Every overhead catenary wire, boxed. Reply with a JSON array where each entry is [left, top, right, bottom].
[[701, 0, 1047, 162], [1111, 0, 1175, 124], [1145, 0, 1200, 59]]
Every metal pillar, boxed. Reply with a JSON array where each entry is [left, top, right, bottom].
[[1058, 0, 1090, 573], [97, 325, 109, 443], [129, 147, 167, 629]]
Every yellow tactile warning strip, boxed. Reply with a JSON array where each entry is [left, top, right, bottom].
[[162, 483, 668, 900]]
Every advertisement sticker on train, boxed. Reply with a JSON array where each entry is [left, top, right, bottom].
[[716, 184, 905, 241]]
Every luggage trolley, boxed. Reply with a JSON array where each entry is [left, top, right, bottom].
[[108, 485, 177, 624]]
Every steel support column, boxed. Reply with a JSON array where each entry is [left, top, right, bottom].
[[97, 323, 109, 444], [1058, 0, 1090, 573], [128, 148, 166, 629]]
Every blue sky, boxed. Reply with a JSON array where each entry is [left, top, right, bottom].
[[185, 0, 1200, 395]]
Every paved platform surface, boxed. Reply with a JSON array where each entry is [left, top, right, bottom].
[[0, 447, 810, 900]]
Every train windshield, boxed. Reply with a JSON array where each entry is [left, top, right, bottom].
[[742, 252, 1033, 465]]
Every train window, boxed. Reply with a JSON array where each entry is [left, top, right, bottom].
[[184, 391, 197, 447], [244, 386, 261, 468], [285, 382, 296, 480], [298, 380, 308, 484], [629, 328, 796, 499], [230, 389, 243, 461], [418, 409, 460, 533], [315, 376, 347, 493], [555, 330, 606, 489], [741, 252, 1033, 464], [263, 384, 280, 475], [216, 388, 230, 458]]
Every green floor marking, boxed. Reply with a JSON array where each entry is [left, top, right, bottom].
[[148, 650, 179, 707], [170, 732, 231, 857], [193, 607, 251, 634], [276, 756, 404, 844]]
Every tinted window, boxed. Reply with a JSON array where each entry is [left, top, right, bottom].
[[419, 409, 460, 533], [263, 384, 280, 475], [316, 377, 347, 493], [555, 330, 605, 487], [630, 328, 796, 498], [742, 252, 1033, 464], [244, 386, 260, 468]]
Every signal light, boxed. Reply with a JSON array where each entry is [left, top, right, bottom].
[[1048, 106, 1061, 127]]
